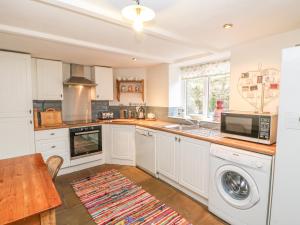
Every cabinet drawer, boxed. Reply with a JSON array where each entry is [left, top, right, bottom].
[[35, 128, 68, 141], [35, 139, 67, 153]]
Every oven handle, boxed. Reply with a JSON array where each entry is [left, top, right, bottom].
[[74, 130, 100, 135]]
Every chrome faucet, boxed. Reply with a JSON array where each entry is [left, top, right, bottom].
[[183, 118, 199, 126]]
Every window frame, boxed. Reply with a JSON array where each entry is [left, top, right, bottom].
[[183, 74, 229, 119]]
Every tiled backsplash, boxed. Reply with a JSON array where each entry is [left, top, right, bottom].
[[33, 100, 62, 111], [91, 100, 110, 120], [34, 100, 219, 130], [91, 101, 145, 120]]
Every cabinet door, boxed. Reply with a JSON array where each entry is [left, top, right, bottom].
[[35, 138, 70, 168], [0, 117, 34, 159], [179, 137, 210, 197], [0, 51, 32, 117], [31, 58, 38, 100], [36, 59, 63, 100], [156, 131, 178, 182], [111, 125, 135, 161], [93, 66, 113, 100]]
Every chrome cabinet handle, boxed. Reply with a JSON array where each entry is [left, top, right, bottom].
[[175, 137, 178, 141], [50, 133, 55, 135], [51, 145, 56, 149], [60, 94, 63, 98]]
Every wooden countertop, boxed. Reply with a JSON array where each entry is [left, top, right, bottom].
[[34, 119, 276, 156], [0, 154, 62, 225]]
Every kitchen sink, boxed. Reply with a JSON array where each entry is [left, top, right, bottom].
[[163, 124, 200, 131], [163, 124, 220, 137]]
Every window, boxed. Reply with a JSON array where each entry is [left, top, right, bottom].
[[181, 60, 230, 119], [208, 74, 230, 115], [186, 77, 205, 115]]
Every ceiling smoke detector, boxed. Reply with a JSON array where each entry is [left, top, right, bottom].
[[122, 0, 155, 32]]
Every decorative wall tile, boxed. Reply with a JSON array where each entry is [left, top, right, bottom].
[[33, 100, 62, 112]]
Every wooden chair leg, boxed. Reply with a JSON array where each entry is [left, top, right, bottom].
[[40, 209, 56, 225]]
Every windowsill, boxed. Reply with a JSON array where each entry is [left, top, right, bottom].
[[168, 115, 221, 124]]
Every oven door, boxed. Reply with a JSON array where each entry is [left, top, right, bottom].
[[70, 129, 102, 159], [221, 113, 259, 139]]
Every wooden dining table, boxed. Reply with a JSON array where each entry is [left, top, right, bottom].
[[0, 153, 62, 225]]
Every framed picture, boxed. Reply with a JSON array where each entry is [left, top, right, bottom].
[[257, 76, 263, 83], [250, 85, 258, 91], [241, 72, 249, 78]]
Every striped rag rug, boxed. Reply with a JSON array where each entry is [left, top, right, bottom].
[[71, 169, 191, 225]]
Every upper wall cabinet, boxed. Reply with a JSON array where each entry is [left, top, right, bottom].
[[92, 66, 113, 101], [0, 51, 33, 117], [33, 58, 63, 100]]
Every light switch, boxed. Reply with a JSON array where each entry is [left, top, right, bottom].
[[285, 112, 300, 130]]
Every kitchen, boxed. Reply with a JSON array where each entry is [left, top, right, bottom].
[[0, 1, 300, 225]]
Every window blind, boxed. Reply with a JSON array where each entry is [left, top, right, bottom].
[[180, 60, 230, 80]]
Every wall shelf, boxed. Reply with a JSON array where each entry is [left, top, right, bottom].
[[116, 79, 144, 101]]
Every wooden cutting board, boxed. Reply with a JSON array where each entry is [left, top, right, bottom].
[[40, 108, 62, 127]]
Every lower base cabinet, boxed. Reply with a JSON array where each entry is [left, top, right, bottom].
[[156, 131, 178, 182], [0, 117, 34, 159], [178, 137, 210, 198], [156, 131, 210, 199], [35, 128, 70, 168], [110, 125, 135, 166]]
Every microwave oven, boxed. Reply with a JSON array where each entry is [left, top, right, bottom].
[[221, 111, 278, 145]]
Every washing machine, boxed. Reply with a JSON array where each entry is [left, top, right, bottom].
[[209, 144, 273, 225]]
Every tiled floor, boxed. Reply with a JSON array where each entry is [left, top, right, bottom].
[[55, 164, 226, 225]]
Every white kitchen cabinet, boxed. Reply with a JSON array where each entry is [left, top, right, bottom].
[[0, 51, 34, 159], [178, 136, 210, 198], [0, 117, 34, 159], [36, 58, 63, 100], [156, 130, 210, 200], [35, 128, 70, 168], [31, 58, 38, 100], [0, 51, 33, 118], [92, 66, 113, 100], [156, 131, 178, 182], [110, 125, 135, 165]]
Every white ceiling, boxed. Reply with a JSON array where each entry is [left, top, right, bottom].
[[0, 0, 300, 67]]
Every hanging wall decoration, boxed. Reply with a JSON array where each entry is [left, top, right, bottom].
[[237, 64, 280, 113]]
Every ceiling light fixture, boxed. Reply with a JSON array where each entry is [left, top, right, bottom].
[[122, 0, 155, 32], [132, 57, 137, 61], [223, 23, 233, 29]]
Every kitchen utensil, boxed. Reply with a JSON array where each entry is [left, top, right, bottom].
[[33, 108, 39, 128], [40, 108, 62, 127], [147, 113, 156, 120], [137, 106, 145, 119]]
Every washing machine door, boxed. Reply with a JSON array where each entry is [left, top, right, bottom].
[[215, 165, 260, 210]]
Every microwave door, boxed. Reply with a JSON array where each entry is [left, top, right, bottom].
[[221, 114, 259, 138]]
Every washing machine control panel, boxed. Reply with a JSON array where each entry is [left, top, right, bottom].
[[211, 144, 268, 171]]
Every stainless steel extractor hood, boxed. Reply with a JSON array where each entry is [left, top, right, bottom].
[[63, 64, 96, 87]]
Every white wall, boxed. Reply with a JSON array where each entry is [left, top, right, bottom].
[[270, 46, 300, 225], [146, 64, 169, 107], [112, 68, 146, 105], [132, 29, 300, 112], [230, 28, 300, 113]]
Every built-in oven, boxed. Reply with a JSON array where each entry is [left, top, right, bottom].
[[69, 125, 102, 159], [221, 112, 278, 145]]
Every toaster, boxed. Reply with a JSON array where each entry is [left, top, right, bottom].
[[98, 112, 114, 120]]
